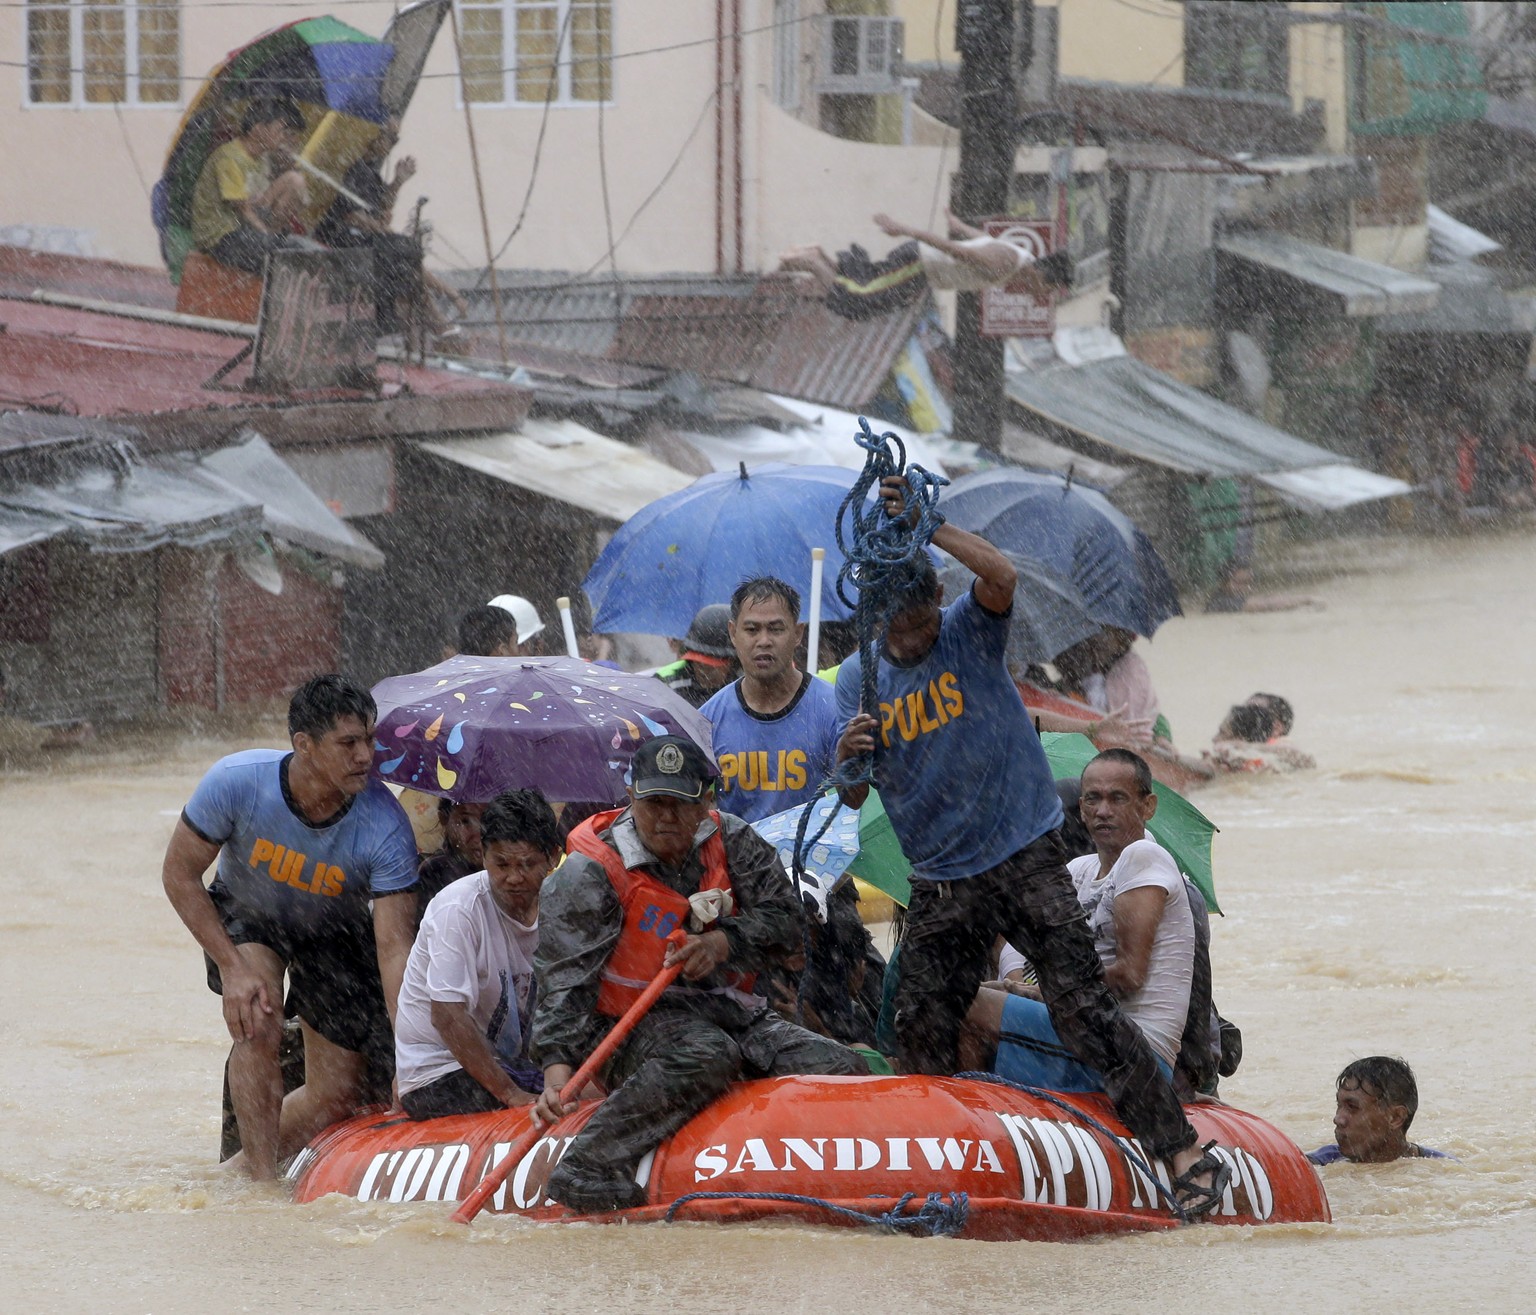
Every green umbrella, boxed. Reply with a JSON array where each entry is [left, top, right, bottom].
[[1041, 733, 1219, 913], [846, 790, 912, 908], [844, 735, 1219, 913]]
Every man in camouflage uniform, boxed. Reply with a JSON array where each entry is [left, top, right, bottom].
[[530, 736, 866, 1212]]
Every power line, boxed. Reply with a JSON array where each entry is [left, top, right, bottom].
[[0, 9, 821, 85]]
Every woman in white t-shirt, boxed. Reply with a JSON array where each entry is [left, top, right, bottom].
[[395, 790, 563, 1119]]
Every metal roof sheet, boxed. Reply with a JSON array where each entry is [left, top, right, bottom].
[[417, 419, 693, 524], [1216, 231, 1441, 316], [1006, 354, 1411, 510], [463, 273, 920, 409], [0, 297, 531, 447], [0, 449, 262, 556]]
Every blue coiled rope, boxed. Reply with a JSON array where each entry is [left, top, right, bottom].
[[789, 417, 949, 905], [662, 1188, 970, 1237], [953, 1070, 1190, 1221]]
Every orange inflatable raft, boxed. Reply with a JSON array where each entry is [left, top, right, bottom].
[[289, 1074, 1329, 1239]]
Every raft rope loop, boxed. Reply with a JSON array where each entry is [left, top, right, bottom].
[[663, 1189, 970, 1237], [954, 1071, 1191, 1222], [789, 417, 949, 904]]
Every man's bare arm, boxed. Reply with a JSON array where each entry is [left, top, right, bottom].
[[373, 889, 418, 1026], [161, 820, 274, 1041], [1104, 885, 1168, 998], [429, 1000, 532, 1107]]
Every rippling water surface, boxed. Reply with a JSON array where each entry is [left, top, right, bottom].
[[3, 531, 1532, 1312]]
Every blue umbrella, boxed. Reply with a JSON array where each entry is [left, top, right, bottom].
[[936, 547, 1102, 665], [941, 468, 1181, 637], [582, 463, 873, 637]]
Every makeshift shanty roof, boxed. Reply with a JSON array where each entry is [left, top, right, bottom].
[[418, 418, 694, 523], [0, 445, 262, 556], [1216, 230, 1441, 317], [1426, 204, 1502, 264], [1004, 338, 1411, 512], [458, 272, 923, 410], [0, 296, 531, 448], [178, 432, 384, 569], [1376, 256, 1536, 338]]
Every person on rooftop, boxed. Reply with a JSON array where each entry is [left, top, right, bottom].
[[190, 98, 313, 276], [314, 115, 467, 341]]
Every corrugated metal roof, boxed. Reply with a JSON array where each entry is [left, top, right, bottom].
[[418, 419, 694, 523], [0, 297, 531, 446], [1006, 354, 1412, 510], [0, 247, 175, 310], [1216, 231, 1441, 316], [462, 272, 921, 409]]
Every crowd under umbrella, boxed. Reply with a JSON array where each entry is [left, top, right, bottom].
[[152, 7, 446, 278], [581, 463, 876, 640], [940, 467, 1183, 639], [370, 655, 715, 805]]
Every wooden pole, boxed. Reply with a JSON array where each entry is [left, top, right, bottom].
[[448, 4, 509, 367]]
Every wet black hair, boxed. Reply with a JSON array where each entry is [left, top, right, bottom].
[[882, 554, 941, 618], [1084, 748, 1155, 798], [1226, 703, 1274, 743], [481, 789, 561, 856], [457, 605, 519, 657], [241, 97, 305, 135], [1338, 1056, 1418, 1132], [1250, 692, 1294, 735], [288, 674, 376, 739], [730, 576, 800, 622]]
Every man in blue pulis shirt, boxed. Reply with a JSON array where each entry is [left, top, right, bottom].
[[836, 474, 1231, 1218]]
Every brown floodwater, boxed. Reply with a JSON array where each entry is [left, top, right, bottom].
[[2, 529, 1533, 1312]]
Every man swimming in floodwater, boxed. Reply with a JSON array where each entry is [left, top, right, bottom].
[[1308, 1056, 1452, 1165]]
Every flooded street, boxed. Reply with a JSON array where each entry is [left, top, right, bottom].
[[2, 528, 1533, 1313]]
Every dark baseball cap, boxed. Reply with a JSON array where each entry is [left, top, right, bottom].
[[629, 735, 717, 801]]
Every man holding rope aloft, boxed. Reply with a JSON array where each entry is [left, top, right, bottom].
[[834, 476, 1231, 1219]]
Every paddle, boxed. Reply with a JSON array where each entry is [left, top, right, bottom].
[[451, 930, 687, 1225]]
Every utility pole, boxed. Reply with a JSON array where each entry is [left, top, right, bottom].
[[952, 0, 1026, 455]]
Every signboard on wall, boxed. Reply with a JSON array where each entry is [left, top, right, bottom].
[[251, 249, 377, 393], [979, 218, 1056, 339]]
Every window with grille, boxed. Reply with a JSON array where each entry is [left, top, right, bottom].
[[1184, 0, 1288, 100], [813, 14, 903, 95], [26, 0, 180, 106], [458, 0, 612, 105]]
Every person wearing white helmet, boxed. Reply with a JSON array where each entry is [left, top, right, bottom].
[[487, 595, 545, 655]]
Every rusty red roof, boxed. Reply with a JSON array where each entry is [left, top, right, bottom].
[[0, 247, 177, 310], [0, 297, 531, 451]]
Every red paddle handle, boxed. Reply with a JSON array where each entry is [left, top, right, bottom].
[[452, 932, 688, 1224]]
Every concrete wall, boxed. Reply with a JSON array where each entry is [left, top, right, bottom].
[[0, 3, 728, 272]]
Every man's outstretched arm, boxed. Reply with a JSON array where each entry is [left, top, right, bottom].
[[879, 474, 1016, 614]]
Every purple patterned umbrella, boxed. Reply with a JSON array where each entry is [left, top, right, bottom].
[[370, 655, 715, 804]]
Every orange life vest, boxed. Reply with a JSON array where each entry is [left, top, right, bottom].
[[565, 807, 755, 1017]]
